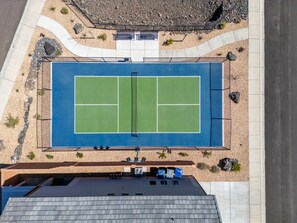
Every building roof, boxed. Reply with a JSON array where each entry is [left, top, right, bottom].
[[1, 195, 222, 223]]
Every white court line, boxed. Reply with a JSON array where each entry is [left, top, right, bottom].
[[75, 104, 118, 106], [156, 77, 158, 132], [75, 75, 200, 78], [157, 104, 200, 106], [75, 131, 201, 134], [117, 76, 120, 132]]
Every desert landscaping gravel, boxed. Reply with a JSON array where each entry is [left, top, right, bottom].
[[72, 0, 248, 31]]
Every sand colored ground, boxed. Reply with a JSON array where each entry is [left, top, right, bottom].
[[0, 0, 249, 182]]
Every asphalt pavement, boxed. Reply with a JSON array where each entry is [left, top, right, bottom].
[[0, 0, 27, 71], [265, 0, 297, 222]]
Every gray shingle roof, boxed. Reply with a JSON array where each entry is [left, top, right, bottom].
[[1, 196, 222, 223]]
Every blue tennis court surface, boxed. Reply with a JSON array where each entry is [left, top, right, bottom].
[[51, 62, 223, 147]]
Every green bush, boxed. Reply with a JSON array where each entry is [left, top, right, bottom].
[[97, 33, 107, 41], [178, 152, 189, 157], [60, 7, 69, 15], [165, 38, 174, 46], [157, 150, 167, 159], [197, 162, 209, 170], [33, 114, 41, 120], [55, 49, 61, 56], [218, 22, 226, 30], [237, 46, 245, 53], [210, 165, 220, 173], [201, 150, 212, 158], [46, 154, 54, 159], [4, 114, 19, 128], [49, 6, 56, 12], [38, 89, 45, 96], [232, 162, 241, 172], [27, 152, 35, 160], [76, 152, 83, 158]]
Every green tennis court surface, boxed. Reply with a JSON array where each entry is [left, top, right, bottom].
[[75, 76, 200, 133]]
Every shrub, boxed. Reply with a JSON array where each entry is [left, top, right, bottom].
[[22, 73, 25, 76], [157, 150, 167, 159], [46, 154, 54, 159], [70, 19, 74, 23], [201, 150, 212, 158], [164, 38, 174, 46], [49, 6, 56, 12], [4, 114, 19, 128], [76, 152, 83, 158], [60, 7, 69, 15], [55, 49, 61, 56], [197, 162, 209, 170], [33, 114, 41, 120], [38, 89, 45, 96], [178, 152, 189, 157], [232, 162, 241, 172], [198, 35, 203, 40], [28, 53, 32, 57], [16, 89, 19, 93], [237, 46, 245, 53], [218, 22, 226, 29], [97, 33, 107, 41], [27, 152, 35, 160], [210, 165, 220, 173]]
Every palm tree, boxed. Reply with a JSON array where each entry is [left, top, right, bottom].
[[157, 150, 167, 159]]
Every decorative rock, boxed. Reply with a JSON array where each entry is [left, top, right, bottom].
[[73, 23, 84, 34], [44, 42, 55, 55], [219, 158, 238, 171], [0, 140, 6, 151], [229, 91, 240, 103], [227, 51, 237, 61]]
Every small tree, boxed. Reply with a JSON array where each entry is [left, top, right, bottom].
[[4, 114, 19, 128], [178, 152, 189, 157], [201, 150, 212, 158], [97, 33, 107, 41], [46, 154, 54, 159], [197, 162, 209, 170], [76, 152, 83, 159], [60, 7, 69, 15], [210, 165, 220, 173], [157, 150, 167, 159], [27, 152, 35, 160], [164, 38, 174, 46]]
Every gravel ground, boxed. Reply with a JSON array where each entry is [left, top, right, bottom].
[[72, 0, 248, 31]]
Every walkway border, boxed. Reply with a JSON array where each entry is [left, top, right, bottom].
[[0, 0, 46, 120], [248, 0, 265, 222]]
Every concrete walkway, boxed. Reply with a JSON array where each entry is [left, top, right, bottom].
[[201, 181, 249, 223], [248, 0, 265, 222], [0, 0, 45, 120], [38, 15, 248, 59], [160, 28, 248, 57]]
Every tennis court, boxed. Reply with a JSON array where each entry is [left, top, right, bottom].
[[51, 62, 223, 147], [75, 76, 200, 133]]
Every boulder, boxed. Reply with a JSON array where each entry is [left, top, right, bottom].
[[73, 23, 84, 34], [229, 91, 240, 103], [44, 42, 55, 55], [227, 51, 237, 61]]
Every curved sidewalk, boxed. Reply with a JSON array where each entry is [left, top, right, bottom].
[[38, 15, 248, 58]]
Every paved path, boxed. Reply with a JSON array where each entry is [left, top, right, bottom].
[[265, 0, 297, 222], [248, 0, 265, 223], [38, 16, 248, 60], [0, 0, 27, 71], [160, 28, 248, 57], [201, 181, 249, 223], [0, 0, 46, 120]]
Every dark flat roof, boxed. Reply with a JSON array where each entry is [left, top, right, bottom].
[[29, 176, 206, 197]]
